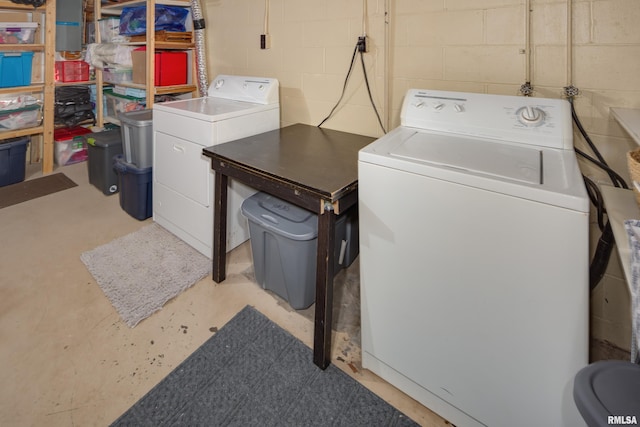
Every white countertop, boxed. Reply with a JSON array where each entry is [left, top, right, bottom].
[[600, 185, 638, 289], [608, 107, 640, 285], [611, 107, 640, 146]]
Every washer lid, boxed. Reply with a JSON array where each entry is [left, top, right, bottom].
[[359, 127, 589, 212], [390, 132, 542, 185], [152, 96, 278, 122]]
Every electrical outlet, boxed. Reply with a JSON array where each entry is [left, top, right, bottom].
[[357, 36, 367, 53], [260, 34, 271, 49]]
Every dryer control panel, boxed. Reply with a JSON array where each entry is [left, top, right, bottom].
[[207, 75, 279, 105], [401, 89, 573, 150]]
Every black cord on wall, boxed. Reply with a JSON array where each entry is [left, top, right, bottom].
[[570, 97, 628, 190], [317, 44, 358, 129], [359, 51, 385, 134], [568, 95, 628, 290], [318, 41, 386, 134]]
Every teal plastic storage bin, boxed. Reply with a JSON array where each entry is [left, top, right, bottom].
[[0, 136, 29, 187], [0, 52, 33, 87]]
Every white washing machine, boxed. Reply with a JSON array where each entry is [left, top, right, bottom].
[[152, 75, 279, 258], [358, 89, 589, 427]]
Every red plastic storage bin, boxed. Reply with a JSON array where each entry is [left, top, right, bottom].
[[132, 47, 187, 86], [54, 126, 92, 165], [55, 61, 90, 83]]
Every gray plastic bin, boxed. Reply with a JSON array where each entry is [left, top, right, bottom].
[[241, 192, 359, 310], [119, 109, 153, 168], [85, 129, 123, 195]]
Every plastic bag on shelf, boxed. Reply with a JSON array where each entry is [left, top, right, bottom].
[[0, 93, 40, 112], [8, 0, 46, 7], [55, 86, 95, 127], [0, 104, 41, 130], [119, 5, 189, 36], [85, 43, 134, 69]]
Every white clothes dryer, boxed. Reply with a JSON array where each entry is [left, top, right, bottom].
[[152, 75, 279, 258], [358, 89, 589, 427]]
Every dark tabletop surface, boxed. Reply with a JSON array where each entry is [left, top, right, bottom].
[[203, 124, 376, 201]]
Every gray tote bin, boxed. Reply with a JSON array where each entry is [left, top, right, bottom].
[[118, 109, 153, 168], [85, 129, 123, 195], [241, 192, 359, 310]]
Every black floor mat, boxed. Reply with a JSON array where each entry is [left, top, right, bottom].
[[0, 173, 77, 209], [111, 306, 419, 427]]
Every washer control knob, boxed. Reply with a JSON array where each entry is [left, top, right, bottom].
[[433, 102, 445, 111], [517, 106, 545, 125], [413, 101, 425, 108], [454, 103, 464, 113], [214, 79, 225, 89]]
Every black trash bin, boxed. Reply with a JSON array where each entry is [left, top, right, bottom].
[[86, 129, 123, 195]]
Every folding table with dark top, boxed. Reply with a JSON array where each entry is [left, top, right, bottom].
[[202, 123, 375, 369]]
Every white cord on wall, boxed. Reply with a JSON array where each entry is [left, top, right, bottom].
[[362, 0, 367, 36], [264, 0, 269, 35], [525, 0, 531, 83], [520, 0, 534, 96], [563, 0, 579, 97], [384, 0, 390, 131], [566, 0, 572, 87], [260, 0, 271, 49]]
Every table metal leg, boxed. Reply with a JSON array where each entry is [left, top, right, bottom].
[[212, 171, 228, 283], [313, 206, 337, 369]]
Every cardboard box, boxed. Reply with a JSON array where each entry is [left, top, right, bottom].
[[131, 47, 187, 86]]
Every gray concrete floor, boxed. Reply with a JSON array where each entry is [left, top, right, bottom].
[[0, 161, 449, 426]]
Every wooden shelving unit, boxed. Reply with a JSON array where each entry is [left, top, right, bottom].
[[93, 0, 196, 127], [0, 0, 55, 174]]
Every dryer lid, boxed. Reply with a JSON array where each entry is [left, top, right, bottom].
[[153, 75, 280, 122], [152, 96, 279, 122], [390, 132, 542, 185]]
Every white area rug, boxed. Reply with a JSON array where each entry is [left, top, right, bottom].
[[80, 223, 211, 327]]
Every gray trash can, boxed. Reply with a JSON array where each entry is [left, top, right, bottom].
[[118, 109, 153, 168], [241, 192, 358, 310]]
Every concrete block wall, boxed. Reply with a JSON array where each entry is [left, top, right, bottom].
[[202, 0, 640, 351]]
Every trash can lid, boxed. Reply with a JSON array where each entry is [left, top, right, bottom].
[[118, 109, 152, 125], [241, 192, 318, 241], [113, 153, 152, 174], [86, 129, 122, 148], [573, 360, 640, 426]]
